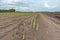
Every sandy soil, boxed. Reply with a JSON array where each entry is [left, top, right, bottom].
[[0, 13, 60, 40]]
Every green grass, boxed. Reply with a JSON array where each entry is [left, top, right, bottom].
[[15, 12, 34, 15], [0, 12, 34, 15]]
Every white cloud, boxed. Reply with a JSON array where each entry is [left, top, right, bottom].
[[44, 2, 57, 8], [15, 6, 31, 11], [15, 6, 30, 10], [1, 0, 26, 4], [2, 0, 13, 4], [19, 7, 29, 9], [56, 0, 59, 1], [13, 0, 25, 2], [44, 2, 49, 8], [0, 0, 60, 11]]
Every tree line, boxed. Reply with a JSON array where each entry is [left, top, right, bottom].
[[0, 9, 15, 12]]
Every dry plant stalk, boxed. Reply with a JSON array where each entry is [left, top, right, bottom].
[[33, 16, 36, 28], [35, 15, 40, 31], [22, 22, 26, 40]]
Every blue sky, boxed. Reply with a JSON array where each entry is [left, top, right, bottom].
[[0, 0, 60, 12]]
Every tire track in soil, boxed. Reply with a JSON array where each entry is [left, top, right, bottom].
[[0, 14, 33, 27], [0, 13, 36, 40]]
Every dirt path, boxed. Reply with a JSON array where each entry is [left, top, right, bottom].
[[39, 13, 60, 40]]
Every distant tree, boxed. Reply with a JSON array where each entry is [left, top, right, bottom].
[[0, 9, 15, 12], [9, 9, 15, 12]]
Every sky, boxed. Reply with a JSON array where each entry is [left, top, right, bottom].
[[0, 0, 60, 12]]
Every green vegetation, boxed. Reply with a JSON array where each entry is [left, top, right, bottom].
[[0, 9, 34, 15], [15, 12, 34, 15], [0, 9, 15, 12]]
